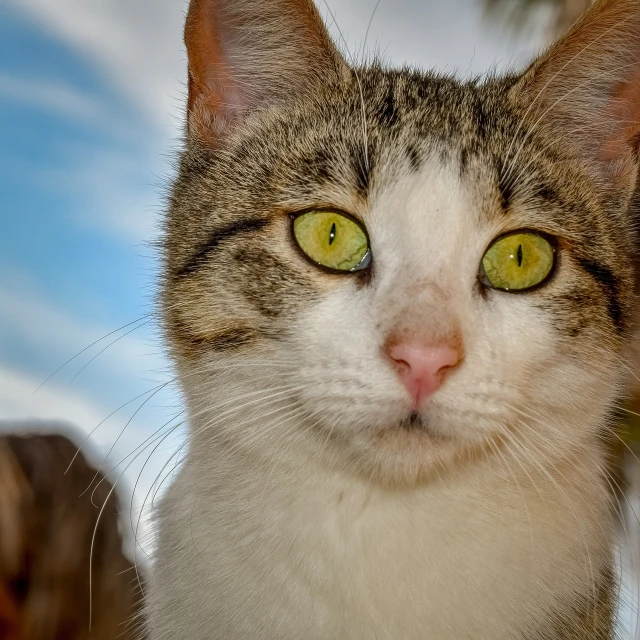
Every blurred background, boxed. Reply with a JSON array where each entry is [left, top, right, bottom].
[[3, 0, 640, 637]]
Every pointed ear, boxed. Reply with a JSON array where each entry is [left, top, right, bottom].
[[184, 0, 348, 143], [512, 0, 640, 188]]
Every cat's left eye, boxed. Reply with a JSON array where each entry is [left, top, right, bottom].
[[480, 231, 556, 292], [292, 210, 371, 272]]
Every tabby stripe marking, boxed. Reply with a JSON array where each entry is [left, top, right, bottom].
[[176, 217, 270, 277], [576, 257, 624, 333]]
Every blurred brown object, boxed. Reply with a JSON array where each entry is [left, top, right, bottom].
[[0, 434, 144, 640]]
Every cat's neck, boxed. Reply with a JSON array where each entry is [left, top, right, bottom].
[[172, 410, 613, 640]]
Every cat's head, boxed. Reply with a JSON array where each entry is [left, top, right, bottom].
[[162, 0, 640, 485]]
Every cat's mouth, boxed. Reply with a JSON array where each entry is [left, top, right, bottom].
[[382, 410, 454, 443], [365, 407, 501, 485], [366, 409, 472, 484], [398, 411, 428, 431]]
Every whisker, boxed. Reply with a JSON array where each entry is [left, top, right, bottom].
[[64, 384, 166, 476], [33, 315, 150, 394], [70, 319, 152, 382], [80, 379, 176, 497], [322, 0, 370, 173]]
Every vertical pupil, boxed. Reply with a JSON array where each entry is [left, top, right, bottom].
[[329, 222, 337, 246], [517, 244, 523, 267]]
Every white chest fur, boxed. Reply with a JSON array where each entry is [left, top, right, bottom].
[[147, 445, 610, 640]]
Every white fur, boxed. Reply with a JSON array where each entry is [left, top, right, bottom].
[[147, 154, 620, 639]]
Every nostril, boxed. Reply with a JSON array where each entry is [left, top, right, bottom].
[[391, 356, 411, 373], [388, 346, 414, 369], [433, 347, 461, 372], [386, 342, 462, 405]]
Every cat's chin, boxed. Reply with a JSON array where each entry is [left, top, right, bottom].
[[358, 412, 493, 486]]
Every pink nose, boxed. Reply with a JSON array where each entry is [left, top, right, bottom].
[[387, 343, 461, 407]]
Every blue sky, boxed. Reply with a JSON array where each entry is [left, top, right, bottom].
[[0, 0, 546, 552]]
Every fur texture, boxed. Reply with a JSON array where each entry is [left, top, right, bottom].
[[148, 0, 640, 638]]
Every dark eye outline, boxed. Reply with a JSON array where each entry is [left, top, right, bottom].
[[478, 229, 558, 293], [290, 208, 372, 274]]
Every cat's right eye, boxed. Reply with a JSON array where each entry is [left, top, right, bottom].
[[292, 210, 371, 273]]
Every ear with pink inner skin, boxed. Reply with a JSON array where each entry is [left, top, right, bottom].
[[184, 0, 348, 144], [512, 0, 640, 190]]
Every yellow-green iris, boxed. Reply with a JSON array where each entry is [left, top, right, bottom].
[[293, 210, 370, 272], [481, 232, 555, 291]]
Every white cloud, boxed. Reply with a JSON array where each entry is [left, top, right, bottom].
[[0, 71, 166, 241], [21, 141, 165, 241], [0, 277, 165, 381], [0, 363, 180, 470], [0, 363, 175, 481], [7, 0, 187, 135], [0, 72, 106, 122], [0, 71, 150, 145], [0, 366, 112, 440]]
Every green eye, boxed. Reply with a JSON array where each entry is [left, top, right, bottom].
[[480, 231, 556, 291], [292, 210, 371, 272]]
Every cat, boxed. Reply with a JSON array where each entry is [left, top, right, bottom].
[[146, 0, 640, 638]]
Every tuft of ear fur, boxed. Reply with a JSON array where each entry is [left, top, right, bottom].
[[512, 0, 640, 188], [184, 0, 348, 143]]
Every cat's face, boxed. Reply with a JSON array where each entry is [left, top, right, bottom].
[[163, 0, 639, 485]]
